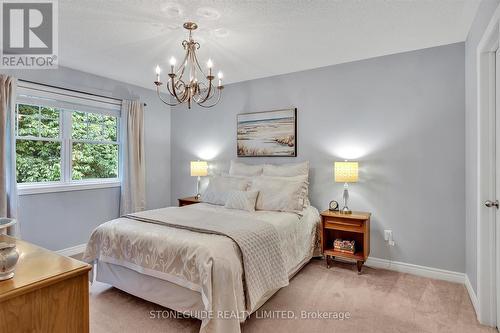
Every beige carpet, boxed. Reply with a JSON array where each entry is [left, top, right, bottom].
[[89, 259, 495, 333]]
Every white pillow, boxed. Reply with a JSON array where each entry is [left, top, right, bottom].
[[229, 160, 264, 177], [262, 161, 310, 178], [209, 175, 250, 191], [202, 176, 250, 205], [259, 174, 310, 207], [250, 176, 308, 213], [225, 191, 259, 212]]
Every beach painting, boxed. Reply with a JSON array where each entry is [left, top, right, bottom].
[[237, 108, 297, 157]]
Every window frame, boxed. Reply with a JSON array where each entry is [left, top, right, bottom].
[[15, 86, 122, 195]]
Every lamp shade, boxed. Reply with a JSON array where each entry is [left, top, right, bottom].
[[190, 161, 208, 177], [334, 161, 359, 183]]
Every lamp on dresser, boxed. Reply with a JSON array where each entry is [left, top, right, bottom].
[[190, 161, 208, 199]]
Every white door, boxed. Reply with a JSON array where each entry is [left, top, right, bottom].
[[496, 48, 500, 331]]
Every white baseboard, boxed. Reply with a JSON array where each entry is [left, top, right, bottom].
[[365, 257, 465, 284], [56, 243, 86, 257], [465, 275, 479, 317]]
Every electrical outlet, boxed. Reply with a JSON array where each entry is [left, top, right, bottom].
[[384, 229, 395, 246]]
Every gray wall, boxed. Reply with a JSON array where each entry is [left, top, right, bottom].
[[171, 43, 466, 272], [1, 66, 171, 251], [465, 0, 500, 293]]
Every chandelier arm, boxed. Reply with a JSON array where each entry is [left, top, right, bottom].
[[191, 81, 212, 102], [195, 80, 215, 104], [156, 86, 182, 107], [195, 88, 222, 108], [191, 84, 206, 104], [176, 80, 190, 102], [178, 79, 192, 104], [170, 76, 187, 104], [192, 49, 209, 79], [166, 77, 175, 96], [177, 49, 190, 79], [189, 48, 197, 82], [180, 85, 190, 103]]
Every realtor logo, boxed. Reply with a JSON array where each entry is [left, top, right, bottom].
[[1, 0, 58, 68]]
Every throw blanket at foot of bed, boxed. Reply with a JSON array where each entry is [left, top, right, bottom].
[[83, 205, 289, 333]]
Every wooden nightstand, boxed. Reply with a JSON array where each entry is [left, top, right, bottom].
[[320, 210, 371, 273], [178, 196, 201, 207]]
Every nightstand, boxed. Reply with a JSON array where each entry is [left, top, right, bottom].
[[320, 210, 371, 273], [178, 196, 201, 207]]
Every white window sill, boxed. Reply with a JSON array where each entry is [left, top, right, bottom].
[[18, 180, 121, 196]]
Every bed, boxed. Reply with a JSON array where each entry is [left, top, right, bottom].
[[83, 161, 320, 333]]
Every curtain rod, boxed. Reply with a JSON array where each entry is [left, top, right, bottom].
[[18, 79, 147, 107]]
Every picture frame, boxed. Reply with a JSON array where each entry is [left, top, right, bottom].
[[237, 108, 297, 157]]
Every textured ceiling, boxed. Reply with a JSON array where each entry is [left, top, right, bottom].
[[59, 0, 479, 89]]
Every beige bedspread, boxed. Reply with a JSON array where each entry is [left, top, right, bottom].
[[83, 204, 320, 333]]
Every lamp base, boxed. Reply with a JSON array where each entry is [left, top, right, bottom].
[[340, 207, 352, 214], [341, 183, 352, 214], [195, 176, 201, 200]]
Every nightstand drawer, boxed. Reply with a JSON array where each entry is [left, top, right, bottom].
[[324, 216, 364, 229], [324, 216, 363, 226], [324, 220, 363, 233]]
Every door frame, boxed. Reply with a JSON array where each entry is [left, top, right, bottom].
[[477, 5, 500, 327]]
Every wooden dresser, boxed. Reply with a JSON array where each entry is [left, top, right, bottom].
[[0, 235, 92, 333]]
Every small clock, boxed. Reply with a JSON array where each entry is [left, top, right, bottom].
[[329, 200, 339, 212]]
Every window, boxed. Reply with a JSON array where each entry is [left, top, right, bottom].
[[15, 83, 121, 193], [71, 112, 119, 180], [16, 104, 61, 183]]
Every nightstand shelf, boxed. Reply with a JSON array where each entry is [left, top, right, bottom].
[[320, 210, 371, 273], [323, 248, 365, 261]]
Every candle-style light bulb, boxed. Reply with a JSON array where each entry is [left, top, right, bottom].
[[169, 56, 176, 73], [207, 58, 213, 76], [155, 65, 161, 81], [217, 71, 223, 87]]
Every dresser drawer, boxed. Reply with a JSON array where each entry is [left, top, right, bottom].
[[323, 217, 364, 232]]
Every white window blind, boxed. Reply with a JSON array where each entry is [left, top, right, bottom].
[[17, 81, 121, 117]]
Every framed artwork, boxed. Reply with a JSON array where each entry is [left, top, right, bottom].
[[237, 108, 297, 157]]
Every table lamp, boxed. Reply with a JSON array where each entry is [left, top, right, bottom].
[[191, 161, 208, 199], [334, 161, 359, 214]]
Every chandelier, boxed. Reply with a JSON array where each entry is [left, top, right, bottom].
[[154, 22, 224, 109]]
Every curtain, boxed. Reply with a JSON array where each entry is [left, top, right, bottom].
[[0, 75, 19, 236], [120, 100, 146, 215]]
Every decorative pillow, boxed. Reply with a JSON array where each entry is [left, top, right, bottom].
[[224, 191, 259, 212], [202, 176, 250, 205], [229, 160, 264, 177], [262, 161, 310, 178], [250, 176, 309, 213], [202, 189, 228, 206]]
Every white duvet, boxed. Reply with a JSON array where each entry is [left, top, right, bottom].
[[83, 203, 320, 333]]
